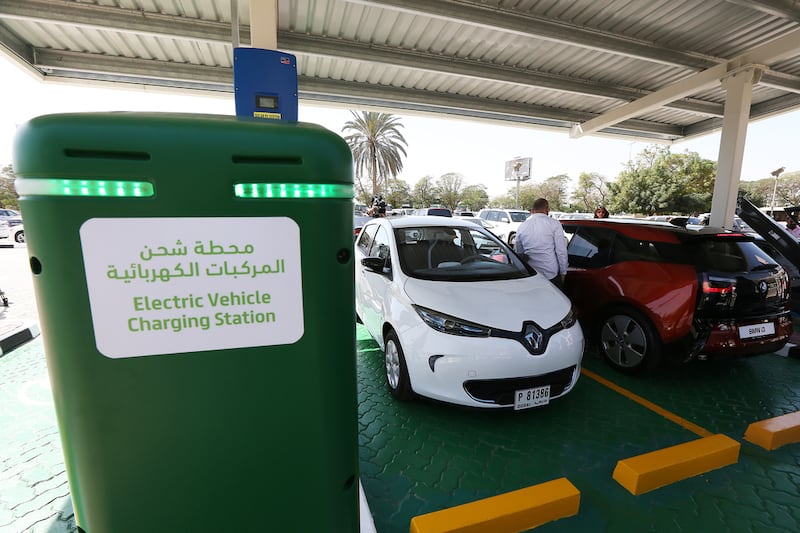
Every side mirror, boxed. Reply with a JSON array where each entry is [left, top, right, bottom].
[[361, 256, 389, 273], [499, 216, 509, 223]]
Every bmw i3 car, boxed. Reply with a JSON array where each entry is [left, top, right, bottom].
[[561, 218, 792, 375], [354, 216, 584, 409]]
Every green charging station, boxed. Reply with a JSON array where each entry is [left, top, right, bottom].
[[12, 112, 358, 532]]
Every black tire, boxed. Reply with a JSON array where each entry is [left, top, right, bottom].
[[508, 232, 516, 246], [597, 308, 662, 375], [14, 230, 24, 244], [384, 330, 413, 401]]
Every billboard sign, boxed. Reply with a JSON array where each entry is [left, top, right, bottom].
[[505, 157, 532, 181]]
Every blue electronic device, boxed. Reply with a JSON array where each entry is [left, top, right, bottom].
[[233, 48, 298, 121]]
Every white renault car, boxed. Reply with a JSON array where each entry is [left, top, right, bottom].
[[354, 216, 584, 409]]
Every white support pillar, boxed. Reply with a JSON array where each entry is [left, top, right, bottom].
[[250, 0, 278, 50], [709, 66, 763, 229]]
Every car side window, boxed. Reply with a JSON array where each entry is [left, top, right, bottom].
[[611, 234, 661, 263], [369, 226, 392, 261], [356, 225, 378, 255], [566, 227, 616, 268]]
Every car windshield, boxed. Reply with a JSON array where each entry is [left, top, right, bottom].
[[394, 225, 530, 281], [510, 211, 531, 222]]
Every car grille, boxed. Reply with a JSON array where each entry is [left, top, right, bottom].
[[463, 365, 577, 406]]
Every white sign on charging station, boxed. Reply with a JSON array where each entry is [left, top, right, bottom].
[[80, 217, 304, 358]]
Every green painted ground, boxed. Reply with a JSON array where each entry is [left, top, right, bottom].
[[357, 325, 800, 533]]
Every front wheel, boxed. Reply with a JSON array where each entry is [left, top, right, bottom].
[[508, 232, 516, 246], [384, 330, 413, 401], [14, 230, 24, 244], [598, 308, 662, 375]]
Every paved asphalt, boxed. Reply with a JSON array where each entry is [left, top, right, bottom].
[[0, 245, 75, 532], [3, 242, 800, 532]]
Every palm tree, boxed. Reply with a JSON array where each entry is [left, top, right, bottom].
[[342, 111, 408, 196]]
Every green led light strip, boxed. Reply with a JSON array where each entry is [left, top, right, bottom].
[[16, 178, 154, 197], [234, 183, 353, 199]]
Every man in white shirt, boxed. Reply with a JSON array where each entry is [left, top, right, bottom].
[[514, 198, 568, 290], [787, 218, 800, 239]]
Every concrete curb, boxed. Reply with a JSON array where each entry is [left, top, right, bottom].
[[0, 321, 40, 356]]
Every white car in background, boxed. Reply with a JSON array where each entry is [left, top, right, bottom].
[[11, 224, 24, 244], [0, 219, 10, 245], [476, 208, 531, 245], [354, 216, 584, 409]]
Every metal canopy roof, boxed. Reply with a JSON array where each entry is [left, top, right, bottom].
[[1, 0, 799, 142]]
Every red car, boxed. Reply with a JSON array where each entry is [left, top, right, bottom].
[[560, 219, 792, 374]]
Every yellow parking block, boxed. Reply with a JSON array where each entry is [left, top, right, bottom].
[[744, 411, 800, 450], [612, 434, 740, 495], [409, 477, 580, 533]]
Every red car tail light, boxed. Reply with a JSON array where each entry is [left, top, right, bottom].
[[698, 273, 737, 310]]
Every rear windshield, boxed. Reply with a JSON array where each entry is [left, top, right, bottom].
[[682, 239, 779, 273], [661, 236, 775, 273]]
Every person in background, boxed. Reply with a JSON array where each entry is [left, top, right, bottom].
[[514, 198, 568, 290], [367, 195, 387, 217], [594, 205, 610, 218], [786, 217, 800, 238]]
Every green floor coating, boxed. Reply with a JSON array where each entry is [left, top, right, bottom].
[[356, 325, 800, 532]]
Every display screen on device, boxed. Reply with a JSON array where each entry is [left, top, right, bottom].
[[256, 95, 279, 109]]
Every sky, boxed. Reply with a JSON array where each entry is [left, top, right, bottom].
[[2, 53, 799, 199]]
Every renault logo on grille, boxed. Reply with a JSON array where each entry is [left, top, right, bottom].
[[522, 323, 543, 353]]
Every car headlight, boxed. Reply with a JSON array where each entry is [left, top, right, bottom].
[[413, 305, 491, 337], [559, 308, 577, 329]]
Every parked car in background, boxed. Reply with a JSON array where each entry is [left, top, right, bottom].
[[458, 216, 498, 233], [0, 208, 22, 227], [414, 207, 452, 217], [560, 218, 791, 375], [354, 216, 584, 409], [11, 224, 24, 244], [692, 213, 756, 234], [558, 213, 594, 220], [477, 208, 531, 245], [0, 220, 10, 244]]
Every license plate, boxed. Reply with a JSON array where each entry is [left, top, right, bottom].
[[738, 322, 776, 340], [514, 385, 550, 410]]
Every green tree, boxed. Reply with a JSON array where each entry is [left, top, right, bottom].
[[739, 180, 770, 208], [573, 172, 609, 211], [0, 165, 19, 209], [412, 175, 439, 207], [460, 185, 489, 212], [383, 178, 412, 208], [436, 173, 465, 211], [773, 171, 800, 207], [608, 146, 715, 215], [513, 174, 570, 210], [342, 111, 408, 196]]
